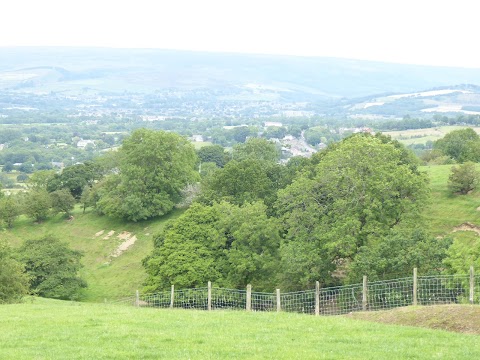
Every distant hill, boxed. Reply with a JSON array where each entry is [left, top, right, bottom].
[[2, 47, 480, 99]]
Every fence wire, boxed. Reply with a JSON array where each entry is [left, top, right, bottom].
[[418, 275, 469, 305], [368, 277, 413, 311], [281, 290, 315, 314], [251, 292, 276, 312], [115, 272, 480, 315], [211, 288, 246, 310]]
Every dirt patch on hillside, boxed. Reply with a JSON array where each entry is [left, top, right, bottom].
[[452, 222, 480, 235], [347, 305, 480, 334], [110, 232, 137, 258], [103, 230, 115, 240], [94, 230, 105, 237]]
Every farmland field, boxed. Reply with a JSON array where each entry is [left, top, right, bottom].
[[0, 298, 479, 359]]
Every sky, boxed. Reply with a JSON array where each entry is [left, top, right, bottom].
[[1, 0, 479, 68]]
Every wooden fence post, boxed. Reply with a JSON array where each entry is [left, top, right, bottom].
[[315, 281, 320, 316], [170, 284, 175, 309], [470, 266, 475, 305], [246, 284, 252, 311], [276, 289, 281, 312], [362, 275, 368, 311], [135, 290, 140, 307], [208, 281, 212, 311], [413, 268, 418, 306]]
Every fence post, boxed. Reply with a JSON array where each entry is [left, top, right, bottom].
[[315, 281, 320, 316], [276, 289, 281, 312], [413, 268, 418, 306], [135, 290, 140, 307], [362, 275, 368, 311], [170, 284, 175, 309], [470, 266, 475, 305], [246, 284, 252, 311], [208, 281, 212, 311]]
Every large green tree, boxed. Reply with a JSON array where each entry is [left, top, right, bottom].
[[232, 138, 280, 163], [346, 229, 452, 283], [17, 236, 87, 300], [47, 162, 103, 199], [197, 144, 229, 168], [434, 128, 480, 163], [96, 129, 199, 221], [275, 134, 429, 289], [22, 189, 52, 222], [143, 201, 280, 291]]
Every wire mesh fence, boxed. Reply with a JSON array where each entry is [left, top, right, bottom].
[[114, 270, 480, 316], [367, 277, 413, 311]]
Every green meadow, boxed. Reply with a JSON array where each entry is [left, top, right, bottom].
[[1, 298, 479, 360]]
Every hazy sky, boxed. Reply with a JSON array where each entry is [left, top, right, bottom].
[[1, 0, 479, 68]]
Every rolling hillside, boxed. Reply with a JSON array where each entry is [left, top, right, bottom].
[[2, 47, 480, 99]]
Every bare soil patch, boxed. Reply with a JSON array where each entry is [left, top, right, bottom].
[[94, 230, 105, 237], [348, 305, 480, 334], [452, 222, 480, 235], [103, 230, 115, 240], [110, 232, 137, 258]]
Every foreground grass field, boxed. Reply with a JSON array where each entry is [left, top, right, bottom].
[[1, 299, 479, 360]]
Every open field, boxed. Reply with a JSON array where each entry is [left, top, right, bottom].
[[383, 126, 480, 145], [0, 299, 479, 359]]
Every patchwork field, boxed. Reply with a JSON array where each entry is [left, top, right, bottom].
[[383, 126, 480, 145]]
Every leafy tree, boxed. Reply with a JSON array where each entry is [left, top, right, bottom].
[[17, 236, 87, 300], [199, 159, 277, 206], [232, 126, 252, 143], [0, 239, 30, 304], [0, 195, 20, 228], [22, 189, 52, 222], [80, 185, 93, 214], [275, 134, 429, 289], [233, 138, 280, 163], [346, 229, 452, 283], [16, 173, 29, 183], [97, 129, 199, 221], [50, 188, 76, 216], [27, 169, 55, 190], [197, 144, 229, 167], [448, 162, 480, 194], [199, 162, 219, 178], [434, 128, 480, 163], [143, 202, 280, 292], [2, 162, 14, 173], [47, 162, 102, 199]]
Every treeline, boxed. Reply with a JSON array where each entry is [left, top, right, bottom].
[[87, 129, 445, 293], [0, 128, 466, 299]]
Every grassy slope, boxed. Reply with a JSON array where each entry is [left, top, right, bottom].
[[2, 207, 184, 302], [349, 305, 480, 335], [0, 299, 479, 359], [421, 164, 480, 235]]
